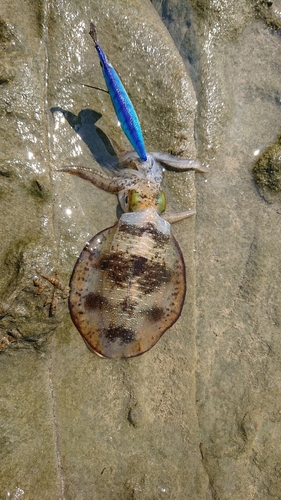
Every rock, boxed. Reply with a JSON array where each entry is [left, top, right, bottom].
[[1, 0, 281, 497]]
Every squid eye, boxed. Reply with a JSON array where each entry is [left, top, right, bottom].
[[157, 191, 166, 213], [128, 190, 141, 211]]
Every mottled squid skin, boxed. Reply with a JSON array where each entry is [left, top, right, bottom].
[[69, 208, 185, 358], [61, 152, 207, 358]]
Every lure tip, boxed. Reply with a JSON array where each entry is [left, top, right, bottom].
[[89, 22, 98, 44]]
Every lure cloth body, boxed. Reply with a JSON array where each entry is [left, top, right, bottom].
[[90, 23, 147, 162]]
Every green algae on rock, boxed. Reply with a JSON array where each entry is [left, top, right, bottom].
[[255, 1, 281, 31], [253, 135, 281, 192]]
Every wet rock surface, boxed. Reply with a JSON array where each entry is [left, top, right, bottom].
[[1, 0, 281, 498], [152, 1, 281, 498]]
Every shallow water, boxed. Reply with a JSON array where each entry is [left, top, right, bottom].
[[1, 0, 281, 498]]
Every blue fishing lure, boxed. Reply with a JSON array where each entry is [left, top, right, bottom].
[[89, 22, 147, 162]]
